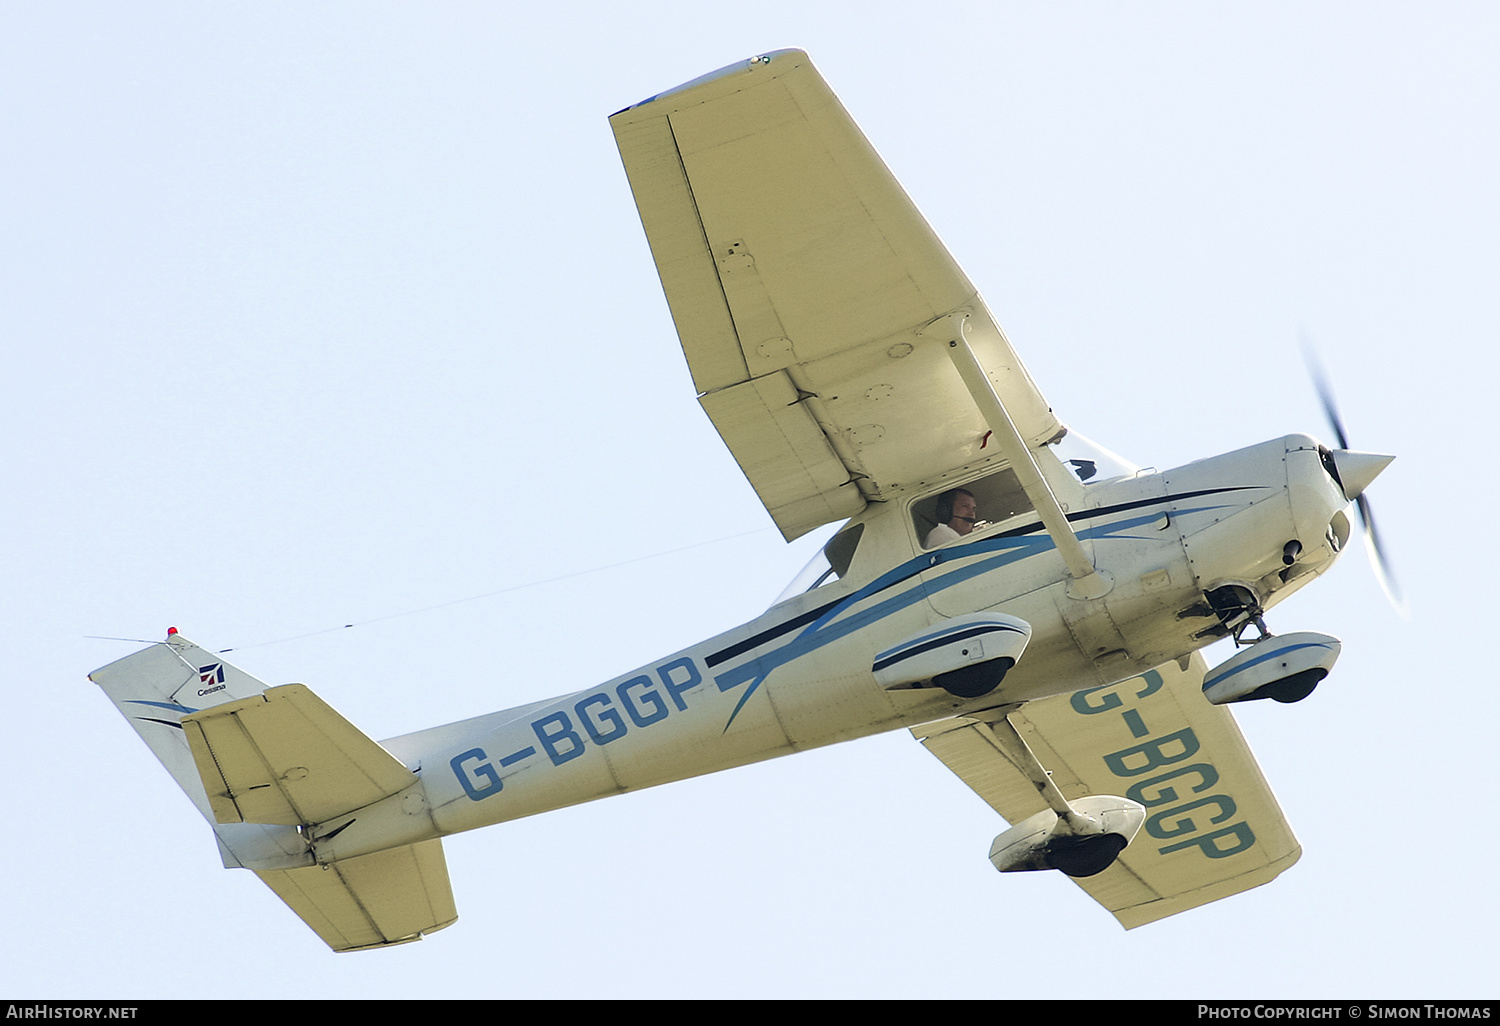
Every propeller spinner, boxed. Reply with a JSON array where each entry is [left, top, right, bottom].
[[1303, 342, 1405, 616]]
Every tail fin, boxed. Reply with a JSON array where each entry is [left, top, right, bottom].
[[91, 633, 459, 950], [90, 632, 273, 823]]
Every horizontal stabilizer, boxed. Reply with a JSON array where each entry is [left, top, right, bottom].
[[183, 683, 416, 826], [256, 838, 458, 951]]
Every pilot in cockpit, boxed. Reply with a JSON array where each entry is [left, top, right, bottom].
[[924, 488, 978, 549]]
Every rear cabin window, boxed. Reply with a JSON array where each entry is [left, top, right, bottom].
[[772, 522, 866, 605]]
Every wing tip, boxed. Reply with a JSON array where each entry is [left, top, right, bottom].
[[610, 48, 808, 118], [1112, 843, 1304, 929]]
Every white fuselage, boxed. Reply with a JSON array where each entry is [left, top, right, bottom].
[[306, 433, 1353, 865]]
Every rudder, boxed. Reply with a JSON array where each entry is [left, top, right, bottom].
[[90, 631, 275, 823]]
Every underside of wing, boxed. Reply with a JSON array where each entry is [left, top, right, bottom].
[[914, 655, 1301, 928], [611, 50, 1060, 540]]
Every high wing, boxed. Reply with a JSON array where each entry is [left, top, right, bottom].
[[914, 655, 1301, 927], [610, 50, 1060, 540]]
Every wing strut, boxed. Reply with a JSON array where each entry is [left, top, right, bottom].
[[931, 313, 1112, 600], [975, 709, 1078, 820], [975, 709, 1128, 838], [934, 706, 1144, 877]]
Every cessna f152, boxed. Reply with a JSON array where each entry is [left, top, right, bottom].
[[92, 50, 1396, 951]]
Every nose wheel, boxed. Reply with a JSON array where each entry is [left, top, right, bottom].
[[1203, 630, 1342, 706], [1264, 669, 1324, 704]]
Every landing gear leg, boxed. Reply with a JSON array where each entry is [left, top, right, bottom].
[[977, 711, 1144, 878], [1206, 583, 1272, 648]]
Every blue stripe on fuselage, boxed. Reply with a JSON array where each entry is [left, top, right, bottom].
[[712, 500, 1249, 730]]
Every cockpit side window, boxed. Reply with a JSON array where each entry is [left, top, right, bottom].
[[912, 468, 1034, 548]]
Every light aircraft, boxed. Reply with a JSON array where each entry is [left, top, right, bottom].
[[92, 50, 1396, 951]]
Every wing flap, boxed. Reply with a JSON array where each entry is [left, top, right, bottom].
[[915, 655, 1301, 927], [699, 370, 865, 532], [255, 838, 458, 952], [183, 683, 416, 826]]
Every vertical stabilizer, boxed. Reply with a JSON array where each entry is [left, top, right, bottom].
[[90, 633, 275, 822], [90, 634, 461, 951]]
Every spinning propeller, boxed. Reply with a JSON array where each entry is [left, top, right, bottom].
[[1303, 341, 1406, 616]]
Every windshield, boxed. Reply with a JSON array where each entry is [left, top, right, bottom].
[[773, 549, 837, 605]]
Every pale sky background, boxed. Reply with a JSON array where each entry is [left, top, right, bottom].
[[4, 1, 1496, 1000]]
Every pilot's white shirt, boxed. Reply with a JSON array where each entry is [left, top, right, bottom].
[[925, 523, 961, 549]]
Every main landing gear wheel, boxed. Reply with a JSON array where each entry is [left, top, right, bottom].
[[977, 714, 1146, 878], [1049, 833, 1130, 878], [989, 803, 1143, 876], [934, 656, 1015, 699]]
